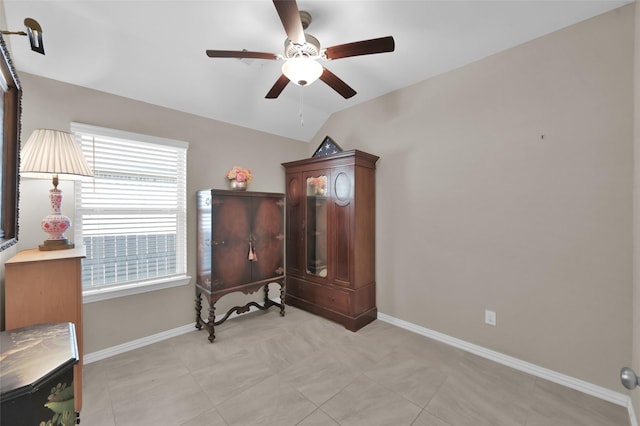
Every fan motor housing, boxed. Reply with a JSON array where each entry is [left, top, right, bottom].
[[284, 33, 320, 58]]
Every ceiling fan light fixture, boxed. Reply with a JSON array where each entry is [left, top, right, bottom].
[[282, 56, 323, 86]]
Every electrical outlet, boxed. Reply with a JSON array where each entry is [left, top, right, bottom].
[[485, 310, 497, 326]]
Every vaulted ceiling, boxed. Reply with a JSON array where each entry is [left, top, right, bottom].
[[2, 0, 632, 142]]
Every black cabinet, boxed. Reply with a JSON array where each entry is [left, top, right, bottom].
[[1, 322, 79, 426]]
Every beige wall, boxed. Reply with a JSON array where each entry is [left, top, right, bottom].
[[313, 5, 635, 392], [633, 1, 639, 421], [6, 73, 307, 353]]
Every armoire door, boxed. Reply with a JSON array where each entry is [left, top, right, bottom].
[[285, 172, 305, 277], [330, 165, 355, 288], [304, 170, 330, 280], [252, 196, 285, 283], [211, 195, 253, 291]]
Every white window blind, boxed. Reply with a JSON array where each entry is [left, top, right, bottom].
[[72, 123, 188, 293]]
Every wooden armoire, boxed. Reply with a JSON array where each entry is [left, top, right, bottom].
[[195, 190, 285, 342], [282, 150, 379, 331]]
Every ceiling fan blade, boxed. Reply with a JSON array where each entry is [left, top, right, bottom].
[[324, 36, 395, 60], [273, 0, 306, 45], [319, 68, 356, 99], [206, 50, 278, 60], [265, 74, 290, 99]]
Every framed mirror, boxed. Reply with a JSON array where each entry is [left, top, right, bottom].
[[0, 34, 21, 252]]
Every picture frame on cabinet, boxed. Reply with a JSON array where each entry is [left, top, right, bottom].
[[312, 136, 343, 158], [0, 34, 22, 252]]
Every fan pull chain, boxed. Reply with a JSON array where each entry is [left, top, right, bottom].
[[299, 87, 304, 127]]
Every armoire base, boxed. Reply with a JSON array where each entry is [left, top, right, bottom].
[[285, 295, 377, 332]]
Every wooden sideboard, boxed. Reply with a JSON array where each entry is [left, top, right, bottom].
[[195, 190, 285, 342], [4, 247, 86, 413]]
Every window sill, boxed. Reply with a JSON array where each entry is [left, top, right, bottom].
[[83, 275, 192, 304]]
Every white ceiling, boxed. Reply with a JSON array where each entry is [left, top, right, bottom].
[[2, 0, 632, 142]]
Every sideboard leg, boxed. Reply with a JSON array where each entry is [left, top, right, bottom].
[[279, 283, 285, 317], [263, 283, 270, 305], [207, 302, 216, 343], [195, 291, 203, 330]]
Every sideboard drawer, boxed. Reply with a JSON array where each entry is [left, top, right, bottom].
[[287, 277, 350, 315]]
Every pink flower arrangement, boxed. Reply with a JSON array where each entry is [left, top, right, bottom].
[[226, 166, 253, 183], [308, 176, 326, 189]]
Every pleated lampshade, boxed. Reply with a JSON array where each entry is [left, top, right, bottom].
[[20, 129, 93, 179]]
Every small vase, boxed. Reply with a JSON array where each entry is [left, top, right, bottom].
[[229, 180, 247, 191]]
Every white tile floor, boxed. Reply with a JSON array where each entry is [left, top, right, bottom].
[[80, 306, 630, 426]]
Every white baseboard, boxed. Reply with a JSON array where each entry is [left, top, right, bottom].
[[84, 305, 636, 426], [84, 299, 279, 364], [630, 403, 638, 426], [377, 312, 637, 426], [84, 323, 195, 364]]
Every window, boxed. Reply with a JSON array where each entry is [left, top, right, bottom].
[[72, 123, 190, 302]]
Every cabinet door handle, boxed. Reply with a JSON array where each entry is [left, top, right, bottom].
[[248, 240, 257, 262], [212, 240, 225, 246]]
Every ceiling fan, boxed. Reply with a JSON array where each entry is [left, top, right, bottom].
[[206, 0, 395, 99]]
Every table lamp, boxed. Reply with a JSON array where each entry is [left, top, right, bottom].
[[20, 129, 93, 250]]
